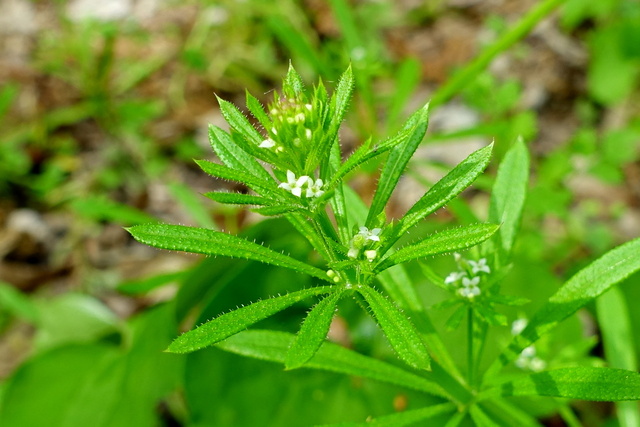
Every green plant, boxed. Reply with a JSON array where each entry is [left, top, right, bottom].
[[127, 66, 640, 425]]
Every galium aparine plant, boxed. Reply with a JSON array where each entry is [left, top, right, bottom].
[[128, 65, 640, 425]]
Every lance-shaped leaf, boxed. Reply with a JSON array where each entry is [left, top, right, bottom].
[[166, 286, 332, 353], [283, 63, 305, 97], [488, 137, 529, 256], [166, 286, 333, 353], [208, 125, 274, 181], [127, 224, 329, 282], [204, 191, 273, 206], [305, 66, 354, 171], [481, 367, 640, 401], [325, 402, 456, 427], [245, 91, 272, 132], [485, 237, 640, 380], [375, 224, 499, 274], [357, 285, 431, 370], [216, 95, 264, 146], [285, 289, 346, 369], [195, 159, 276, 196], [366, 104, 430, 227], [217, 330, 448, 397], [252, 205, 304, 217], [469, 405, 500, 427], [391, 143, 493, 245]]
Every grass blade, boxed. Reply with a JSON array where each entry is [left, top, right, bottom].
[[597, 286, 640, 427]]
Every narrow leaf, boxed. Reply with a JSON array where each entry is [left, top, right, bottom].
[[127, 224, 329, 282], [283, 63, 305, 96], [306, 66, 354, 170], [469, 405, 501, 427], [357, 285, 431, 370], [488, 137, 529, 255], [195, 159, 275, 195], [597, 287, 640, 427], [375, 224, 499, 273], [285, 290, 345, 369], [252, 205, 303, 216], [208, 125, 273, 181], [486, 237, 640, 379], [216, 95, 264, 145], [482, 367, 640, 401], [393, 143, 493, 241], [245, 91, 272, 131], [217, 330, 448, 397], [366, 104, 430, 227], [166, 286, 333, 353], [325, 402, 456, 427], [204, 191, 271, 206]]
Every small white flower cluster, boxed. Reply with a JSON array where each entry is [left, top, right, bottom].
[[347, 226, 382, 261], [278, 170, 324, 198], [511, 319, 546, 372], [444, 255, 490, 300]]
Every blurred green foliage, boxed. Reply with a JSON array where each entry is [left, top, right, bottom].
[[0, 0, 640, 425]]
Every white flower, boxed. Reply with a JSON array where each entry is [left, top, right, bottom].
[[469, 258, 490, 274], [459, 276, 481, 299], [358, 227, 382, 242], [364, 250, 377, 262], [511, 318, 528, 336], [515, 346, 546, 371], [278, 170, 310, 197], [458, 286, 480, 298], [305, 178, 324, 198], [444, 271, 467, 284], [462, 276, 480, 287], [259, 138, 276, 148]]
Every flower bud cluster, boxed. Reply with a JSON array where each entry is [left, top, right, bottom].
[[259, 94, 319, 157], [347, 227, 382, 262], [444, 254, 491, 300]]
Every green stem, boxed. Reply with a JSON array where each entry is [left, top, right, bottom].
[[467, 306, 475, 388], [430, 0, 566, 108]]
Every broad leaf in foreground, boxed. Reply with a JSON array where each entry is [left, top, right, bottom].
[[166, 286, 334, 353], [127, 224, 330, 282], [481, 367, 640, 401], [216, 330, 448, 397]]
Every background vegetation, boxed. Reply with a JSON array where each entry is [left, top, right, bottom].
[[0, 0, 639, 425]]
